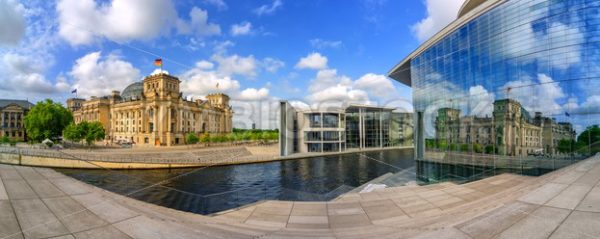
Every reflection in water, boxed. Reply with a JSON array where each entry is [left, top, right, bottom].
[[58, 149, 414, 215]]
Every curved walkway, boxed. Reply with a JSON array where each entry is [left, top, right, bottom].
[[0, 155, 599, 238]]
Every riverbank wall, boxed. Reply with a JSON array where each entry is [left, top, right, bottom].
[[0, 146, 413, 169]]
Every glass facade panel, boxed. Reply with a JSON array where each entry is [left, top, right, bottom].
[[323, 113, 339, 128], [411, 0, 599, 168]]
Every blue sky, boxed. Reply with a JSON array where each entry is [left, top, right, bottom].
[[0, 0, 467, 128]]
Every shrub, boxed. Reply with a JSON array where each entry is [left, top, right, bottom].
[[185, 133, 199, 145], [473, 144, 483, 153], [460, 144, 470, 152], [0, 136, 9, 145]]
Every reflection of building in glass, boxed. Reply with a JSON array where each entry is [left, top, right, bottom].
[[391, 112, 414, 147], [0, 100, 33, 141], [279, 102, 411, 156], [534, 112, 577, 155], [434, 99, 575, 156], [67, 72, 233, 146], [389, 0, 597, 160]]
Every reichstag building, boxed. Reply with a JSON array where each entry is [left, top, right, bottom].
[[67, 72, 233, 146]]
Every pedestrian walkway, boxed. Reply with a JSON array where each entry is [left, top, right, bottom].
[[0, 154, 599, 238]]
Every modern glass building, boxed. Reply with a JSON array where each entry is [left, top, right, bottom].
[[389, 0, 599, 168], [279, 102, 412, 156]]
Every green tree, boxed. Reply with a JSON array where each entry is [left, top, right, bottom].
[[576, 125, 600, 154], [460, 144, 470, 152], [557, 139, 576, 154], [81, 121, 105, 146], [63, 123, 84, 143], [186, 133, 199, 145], [24, 99, 73, 142]]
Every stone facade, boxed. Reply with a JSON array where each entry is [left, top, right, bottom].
[[67, 72, 233, 146], [0, 100, 33, 141]]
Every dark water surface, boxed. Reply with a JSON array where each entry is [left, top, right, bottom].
[[58, 149, 415, 214]]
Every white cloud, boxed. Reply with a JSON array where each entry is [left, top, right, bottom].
[[354, 73, 397, 99], [307, 85, 369, 104], [180, 65, 240, 98], [411, 0, 464, 42], [179, 61, 278, 129], [468, 85, 495, 117], [305, 67, 405, 110], [211, 53, 258, 78], [177, 7, 221, 37], [57, 0, 220, 46], [0, 53, 69, 97], [213, 40, 235, 54], [195, 60, 214, 70], [309, 38, 342, 49], [503, 22, 583, 70], [204, 0, 227, 10], [70, 51, 141, 98], [262, 57, 285, 73], [230, 21, 253, 36], [0, 0, 26, 46], [253, 0, 283, 16], [238, 88, 270, 101], [499, 73, 566, 116], [308, 69, 352, 93], [295, 52, 328, 70]]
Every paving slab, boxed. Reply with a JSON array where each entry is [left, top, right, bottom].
[[545, 185, 592, 210], [27, 180, 65, 198], [549, 211, 600, 239], [0, 200, 24, 239], [32, 168, 68, 179], [328, 213, 371, 229], [71, 193, 140, 223], [0, 177, 8, 200], [11, 198, 70, 239], [15, 167, 45, 181], [114, 216, 214, 239], [3, 180, 38, 200], [290, 202, 327, 216], [47, 235, 75, 239], [42, 196, 107, 233], [48, 178, 90, 195], [573, 165, 600, 186], [72, 225, 132, 239], [575, 186, 600, 213], [494, 206, 570, 239], [551, 171, 585, 184], [0, 167, 23, 180], [518, 183, 568, 205], [458, 201, 538, 239], [411, 227, 471, 239]]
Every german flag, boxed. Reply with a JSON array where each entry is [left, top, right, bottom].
[[154, 58, 163, 67]]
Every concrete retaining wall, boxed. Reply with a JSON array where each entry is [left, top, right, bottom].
[[0, 153, 205, 169]]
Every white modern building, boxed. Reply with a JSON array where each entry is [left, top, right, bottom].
[[279, 101, 412, 156]]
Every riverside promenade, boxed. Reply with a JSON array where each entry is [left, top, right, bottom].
[[1, 155, 599, 238]]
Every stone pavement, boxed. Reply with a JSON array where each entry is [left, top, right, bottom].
[[0, 155, 599, 238]]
